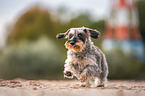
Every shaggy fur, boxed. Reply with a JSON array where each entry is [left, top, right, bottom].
[[56, 27, 108, 87]]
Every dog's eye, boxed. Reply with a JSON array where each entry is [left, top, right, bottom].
[[69, 34, 73, 39], [78, 34, 82, 38]]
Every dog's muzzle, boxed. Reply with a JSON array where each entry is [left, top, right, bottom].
[[69, 37, 78, 46], [65, 37, 84, 52], [70, 41, 75, 46]]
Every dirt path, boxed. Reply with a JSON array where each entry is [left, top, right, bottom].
[[0, 79, 144, 96]]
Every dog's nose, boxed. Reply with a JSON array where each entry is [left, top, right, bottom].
[[70, 41, 75, 45]]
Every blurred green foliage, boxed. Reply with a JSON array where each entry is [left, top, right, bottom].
[[8, 6, 55, 42], [106, 50, 145, 80], [138, 1, 145, 43], [0, 2, 144, 80], [0, 37, 64, 79]]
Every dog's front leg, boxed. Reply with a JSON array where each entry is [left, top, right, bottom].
[[64, 64, 74, 78], [79, 69, 91, 87], [80, 68, 88, 82], [79, 65, 93, 87]]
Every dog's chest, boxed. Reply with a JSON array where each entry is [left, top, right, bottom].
[[66, 53, 96, 67]]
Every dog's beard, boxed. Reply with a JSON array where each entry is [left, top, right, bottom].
[[65, 41, 85, 52]]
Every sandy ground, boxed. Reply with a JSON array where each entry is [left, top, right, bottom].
[[0, 79, 144, 96]]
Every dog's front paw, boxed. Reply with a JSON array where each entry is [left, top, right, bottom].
[[97, 84, 104, 87], [80, 83, 89, 88], [64, 71, 73, 78], [65, 71, 73, 76]]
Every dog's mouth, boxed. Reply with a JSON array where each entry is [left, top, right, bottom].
[[72, 45, 79, 48], [65, 41, 84, 52]]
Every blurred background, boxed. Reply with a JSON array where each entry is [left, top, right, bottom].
[[0, 0, 144, 80]]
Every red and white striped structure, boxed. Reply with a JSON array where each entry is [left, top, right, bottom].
[[105, 0, 141, 40], [103, 0, 144, 60]]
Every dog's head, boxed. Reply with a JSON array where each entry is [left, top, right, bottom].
[[56, 27, 100, 52]]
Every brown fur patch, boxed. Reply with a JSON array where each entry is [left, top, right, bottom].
[[65, 41, 84, 52]]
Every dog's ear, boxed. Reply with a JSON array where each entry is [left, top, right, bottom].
[[56, 29, 70, 39], [88, 29, 100, 39], [56, 33, 66, 39]]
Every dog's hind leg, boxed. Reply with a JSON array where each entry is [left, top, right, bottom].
[[94, 77, 105, 87]]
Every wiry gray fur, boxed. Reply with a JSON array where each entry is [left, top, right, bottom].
[[57, 27, 109, 87], [64, 38, 108, 87]]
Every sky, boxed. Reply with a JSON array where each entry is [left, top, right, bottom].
[[0, 0, 109, 47]]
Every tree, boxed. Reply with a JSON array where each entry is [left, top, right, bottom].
[[8, 6, 55, 43]]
